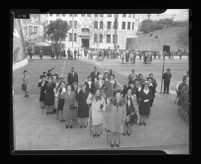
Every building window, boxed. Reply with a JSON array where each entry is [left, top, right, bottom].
[[94, 34, 98, 42], [69, 14, 72, 17], [122, 14, 126, 17], [29, 26, 33, 35], [34, 26, 38, 35], [113, 35, 118, 43], [106, 34, 111, 43], [113, 21, 118, 29], [87, 14, 91, 17], [100, 14, 104, 17], [69, 21, 72, 28], [133, 14, 135, 18], [122, 22, 126, 29], [100, 21, 103, 29], [128, 14, 132, 18], [69, 33, 72, 41], [74, 14, 77, 17], [94, 21, 98, 29], [56, 14, 60, 17], [127, 22, 131, 30], [62, 14, 66, 17], [74, 21, 77, 29], [81, 14, 85, 17], [94, 14, 98, 17], [107, 21, 111, 29], [74, 33, 77, 42], [50, 14, 53, 16], [99, 34, 103, 43], [50, 21, 53, 24], [132, 22, 134, 30], [107, 14, 112, 17]]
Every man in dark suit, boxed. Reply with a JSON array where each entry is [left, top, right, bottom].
[[163, 68, 172, 94], [67, 67, 78, 86], [128, 69, 136, 85], [90, 66, 100, 84]]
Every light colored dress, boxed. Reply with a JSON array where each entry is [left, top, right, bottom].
[[86, 94, 106, 126]]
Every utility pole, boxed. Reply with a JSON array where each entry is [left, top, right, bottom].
[[160, 51, 165, 94]]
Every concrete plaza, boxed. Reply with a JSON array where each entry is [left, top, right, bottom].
[[13, 56, 189, 153]]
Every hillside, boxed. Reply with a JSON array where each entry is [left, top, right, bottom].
[[134, 26, 188, 51]]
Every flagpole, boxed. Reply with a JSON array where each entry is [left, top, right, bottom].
[[160, 51, 165, 94]]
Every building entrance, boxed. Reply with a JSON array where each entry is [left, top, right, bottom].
[[81, 38, 89, 48]]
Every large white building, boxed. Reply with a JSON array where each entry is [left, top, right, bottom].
[[45, 14, 142, 50]]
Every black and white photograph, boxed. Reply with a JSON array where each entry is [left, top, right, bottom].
[[12, 9, 190, 154]]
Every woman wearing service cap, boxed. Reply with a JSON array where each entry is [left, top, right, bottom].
[[86, 89, 106, 137], [138, 81, 152, 126], [162, 68, 172, 94], [77, 83, 90, 128]]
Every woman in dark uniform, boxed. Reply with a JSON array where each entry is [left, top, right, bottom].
[[38, 75, 47, 109], [44, 77, 55, 114], [124, 88, 138, 136], [138, 81, 152, 126], [77, 83, 90, 128], [72, 82, 79, 125], [147, 77, 156, 107], [57, 81, 66, 121]]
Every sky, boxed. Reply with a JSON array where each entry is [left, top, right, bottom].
[[150, 9, 189, 21]]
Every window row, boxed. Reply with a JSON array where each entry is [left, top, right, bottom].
[[66, 33, 118, 44], [94, 21, 134, 30], [94, 34, 118, 43], [50, 14, 135, 18], [49, 20, 134, 30]]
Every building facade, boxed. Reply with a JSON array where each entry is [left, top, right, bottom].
[[45, 14, 140, 50], [21, 14, 45, 42]]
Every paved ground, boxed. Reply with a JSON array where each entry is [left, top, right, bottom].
[[13, 56, 189, 154]]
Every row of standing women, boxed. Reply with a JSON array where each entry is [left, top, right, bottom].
[[37, 68, 157, 148]]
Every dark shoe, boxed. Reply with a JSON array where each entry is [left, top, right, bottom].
[[139, 122, 142, 126], [80, 125, 83, 128], [110, 144, 114, 147], [66, 125, 69, 129], [143, 122, 146, 126], [46, 112, 50, 115], [116, 144, 119, 147], [93, 134, 96, 137], [123, 133, 126, 136], [70, 125, 73, 129], [97, 134, 100, 137], [127, 132, 131, 136]]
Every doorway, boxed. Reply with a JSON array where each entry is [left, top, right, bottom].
[[81, 38, 89, 48]]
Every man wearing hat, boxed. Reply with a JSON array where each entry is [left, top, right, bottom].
[[162, 68, 172, 94]]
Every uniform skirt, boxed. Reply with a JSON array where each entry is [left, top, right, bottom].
[[139, 102, 151, 117], [57, 98, 64, 111]]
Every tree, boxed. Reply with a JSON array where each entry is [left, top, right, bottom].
[[45, 19, 69, 57], [139, 19, 163, 34], [177, 27, 189, 49]]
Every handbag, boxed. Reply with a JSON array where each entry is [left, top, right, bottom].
[[22, 84, 26, 91]]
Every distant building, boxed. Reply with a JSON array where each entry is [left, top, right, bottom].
[[21, 14, 45, 42], [45, 14, 141, 50]]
